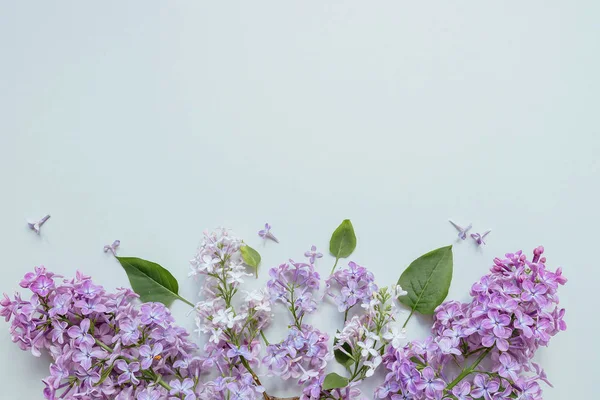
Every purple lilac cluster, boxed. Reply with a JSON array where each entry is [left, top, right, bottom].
[[191, 228, 272, 400], [326, 261, 378, 312], [264, 249, 333, 400], [0, 266, 202, 400], [376, 246, 567, 400], [266, 258, 320, 326], [262, 324, 329, 382]]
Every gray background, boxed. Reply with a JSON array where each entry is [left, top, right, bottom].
[[0, 1, 598, 398]]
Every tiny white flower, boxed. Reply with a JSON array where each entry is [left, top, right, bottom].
[[383, 326, 407, 349], [394, 285, 408, 297], [364, 355, 382, 377], [209, 327, 223, 344]]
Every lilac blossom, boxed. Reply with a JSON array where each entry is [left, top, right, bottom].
[[376, 246, 567, 400], [471, 230, 491, 245], [448, 219, 472, 240], [258, 222, 279, 243], [191, 229, 271, 399], [326, 261, 378, 312], [1, 267, 202, 399], [27, 214, 51, 234], [103, 239, 120, 256], [304, 245, 323, 264]]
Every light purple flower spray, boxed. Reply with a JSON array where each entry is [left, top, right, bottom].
[[258, 223, 279, 243]]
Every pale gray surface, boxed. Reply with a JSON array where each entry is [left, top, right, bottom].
[[0, 1, 598, 398]]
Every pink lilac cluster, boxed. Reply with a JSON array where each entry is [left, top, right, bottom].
[[191, 228, 272, 400], [376, 246, 567, 400], [0, 266, 203, 400], [326, 261, 378, 312]]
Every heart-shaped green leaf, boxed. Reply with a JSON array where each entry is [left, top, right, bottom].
[[240, 244, 261, 278], [398, 246, 453, 319], [322, 372, 349, 390], [116, 257, 193, 307]]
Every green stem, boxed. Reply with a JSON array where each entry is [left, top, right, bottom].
[[330, 257, 340, 275], [402, 308, 415, 329], [153, 374, 172, 391], [260, 330, 270, 346], [446, 348, 491, 390], [95, 338, 113, 354], [177, 295, 195, 308]]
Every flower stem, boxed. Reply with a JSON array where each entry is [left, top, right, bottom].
[[446, 348, 491, 390], [330, 257, 339, 275], [402, 308, 415, 329], [240, 357, 270, 400], [260, 330, 270, 346]]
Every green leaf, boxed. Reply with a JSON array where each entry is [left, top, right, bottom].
[[116, 257, 193, 307], [329, 220, 357, 274], [333, 331, 354, 369], [322, 372, 349, 390], [95, 362, 115, 386], [240, 244, 261, 278], [398, 246, 453, 316]]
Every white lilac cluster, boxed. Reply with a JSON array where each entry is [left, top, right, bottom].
[[190, 228, 273, 400], [333, 284, 409, 388]]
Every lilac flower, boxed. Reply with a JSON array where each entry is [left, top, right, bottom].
[[73, 343, 107, 370], [76, 279, 104, 298], [304, 245, 323, 264], [75, 296, 108, 315], [137, 388, 162, 400], [497, 353, 520, 381], [27, 214, 50, 234], [521, 280, 548, 307], [116, 318, 140, 345], [170, 378, 195, 396], [451, 381, 472, 400], [30, 275, 54, 297], [471, 374, 499, 400], [50, 320, 68, 344], [115, 360, 140, 385], [258, 222, 279, 243], [48, 293, 71, 317], [67, 318, 95, 346], [226, 344, 254, 361], [376, 246, 567, 400], [471, 230, 491, 245], [103, 239, 120, 256], [513, 309, 534, 338], [375, 380, 400, 398], [415, 367, 445, 398], [262, 326, 329, 385], [482, 310, 511, 338], [139, 342, 163, 369], [140, 302, 168, 327], [382, 326, 406, 349], [449, 219, 472, 240], [532, 362, 553, 387], [2, 268, 202, 399], [326, 261, 377, 312], [481, 324, 511, 352]]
